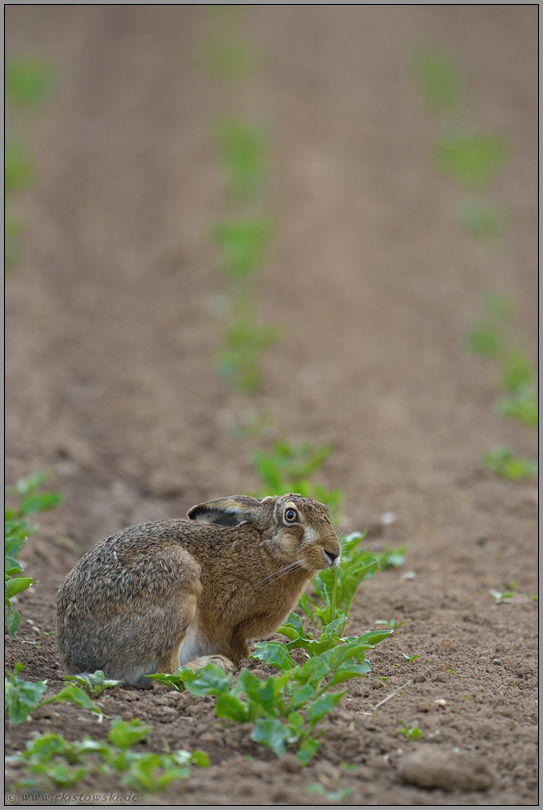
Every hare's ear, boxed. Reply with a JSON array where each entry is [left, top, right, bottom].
[[187, 495, 266, 528]]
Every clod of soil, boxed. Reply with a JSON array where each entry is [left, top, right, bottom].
[[401, 748, 495, 791]]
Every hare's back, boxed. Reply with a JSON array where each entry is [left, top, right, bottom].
[[57, 519, 201, 615]]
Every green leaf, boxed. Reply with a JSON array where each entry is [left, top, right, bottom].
[[289, 683, 317, 711], [356, 628, 394, 646], [435, 130, 510, 190], [215, 693, 249, 723], [14, 469, 51, 495], [19, 491, 63, 516], [41, 685, 102, 716], [5, 526, 35, 554], [307, 690, 346, 726], [5, 56, 57, 108], [185, 663, 232, 697], [296, 737, 322, 765], [297, 592, 318, 627], [5, 602, 21, 637], [251, 641, 295, 670], [326, 660, 371, 689], [411, 45, 462, 113], [30, 761, 88, 788], [5, 666, 49, 724], [297, 656, 331, 687], [5, 556, 24, 576], [145, 666, 197, 691], [64, 670, 122, 696], [278, 611, 306, 640], [108, 717, 153, 749], [251, 717, 291, 758], [5, 576, 34, 599], [189, 749, 210, 768], [483, 446, 538, 480]]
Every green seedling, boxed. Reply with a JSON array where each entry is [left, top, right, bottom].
[[402, 653, 420, 663], [14, 726, 208, 793], [483, 447, 537, 480], [411, 44, 462, 113], [377, 676, 389, 684], [297, 533, 378, 628], [5, 470, 63, 637], [495, 385, 538, 431], [4, 662, 48, 724], [212, 216, 275, 283], [490, 580, 521, 601], [108, 717, 153, 749], [39, 684, 103, 716], [146, 666, 198, 691], [5, 55, 56, 108], [397, 720, 423, 741], [64, 669, 122, 696], [460, 199, 511, 240], [179, 655, 352, 764], [197, 5, 261, 82], [375, 618, 411, 629], [5, 137, 35, 195], [435, 129, 510, 191], [465, 292, 516, 358], [155, 619, 391, 764], [217, 310, 282, 394], [251, 440, 344, 526], [498, 349, 536, 394], [5, 56, 57, 273], [306, 784, 353, 803], [466, 294, 537, 478], [375, 543, 409, 570], [5, 663, 103, 724], [214, 114, 269, 201]]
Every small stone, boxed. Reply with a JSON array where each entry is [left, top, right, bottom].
[[493, 658, 501, 665], [402, 749, 494, 791], [435, 699, 447, 707]]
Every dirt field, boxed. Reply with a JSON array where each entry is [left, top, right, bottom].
[[5, 6, 538, 806]]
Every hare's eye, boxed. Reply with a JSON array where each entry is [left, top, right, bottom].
[[284, 508, 298, 523]]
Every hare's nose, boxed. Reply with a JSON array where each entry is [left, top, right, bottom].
[[325, 551, 340, 567]]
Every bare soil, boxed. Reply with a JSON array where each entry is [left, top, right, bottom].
[[5, 6, 538, 806]]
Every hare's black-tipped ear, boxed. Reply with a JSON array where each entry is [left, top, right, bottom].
[[187, 495, 264, 527]]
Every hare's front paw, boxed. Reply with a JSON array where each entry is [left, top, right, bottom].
[[185, 654, 237, 674]]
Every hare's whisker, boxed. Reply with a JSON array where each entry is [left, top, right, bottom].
[[258, 560, 304, 586]]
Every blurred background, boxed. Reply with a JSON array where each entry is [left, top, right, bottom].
[[5, 5, 538, 546]]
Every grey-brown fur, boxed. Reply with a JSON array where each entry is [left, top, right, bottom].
[[56, 493, 341, 687]]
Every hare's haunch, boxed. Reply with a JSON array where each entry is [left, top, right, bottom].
[[56, 493, 341, 687]]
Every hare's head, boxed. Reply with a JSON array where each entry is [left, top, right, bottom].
[[187, 493, 341, 573]]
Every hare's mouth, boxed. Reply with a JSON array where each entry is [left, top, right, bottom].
[[324, 550, 340, 568]]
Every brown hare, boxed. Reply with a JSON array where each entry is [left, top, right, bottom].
[[56, 493, 341, 688]]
